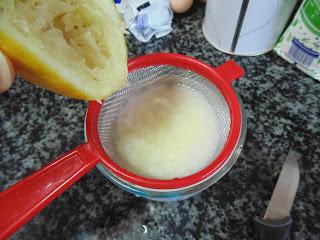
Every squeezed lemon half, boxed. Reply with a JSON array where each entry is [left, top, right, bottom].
[[0, 0, 128, 100]]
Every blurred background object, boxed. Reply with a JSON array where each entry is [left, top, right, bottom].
[[115, 0, 173, 42], [202, 0, 298, 56], [170, 0, 194, 13], [274, 0, 320, 81]]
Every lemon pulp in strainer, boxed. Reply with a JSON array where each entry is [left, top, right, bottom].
[[115, 84, 219, 180]]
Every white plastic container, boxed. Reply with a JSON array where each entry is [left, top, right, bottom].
[[202, 0, 297, 56]]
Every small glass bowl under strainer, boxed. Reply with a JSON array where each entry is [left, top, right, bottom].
[[87, 53, 247, 200]]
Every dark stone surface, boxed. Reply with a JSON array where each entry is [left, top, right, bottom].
[[1, 3, 319, 240]]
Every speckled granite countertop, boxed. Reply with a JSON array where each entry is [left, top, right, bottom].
[[1, 3, 319, 240]]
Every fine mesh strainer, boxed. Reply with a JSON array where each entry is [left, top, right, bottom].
[[98, 65, 230, 169], [0, 53, 246, 238]]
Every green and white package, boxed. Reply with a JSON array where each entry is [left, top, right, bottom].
[[274, 0, 320, 80]]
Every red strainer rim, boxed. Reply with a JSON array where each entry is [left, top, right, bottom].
[[86, 53, 243, 189]]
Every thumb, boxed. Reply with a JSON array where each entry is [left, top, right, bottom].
[[0, 50, 15, 93]]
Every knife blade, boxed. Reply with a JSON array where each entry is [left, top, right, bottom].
[[254, 150, 300, 240]]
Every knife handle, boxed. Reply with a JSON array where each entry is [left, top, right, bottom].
[[254, 216, 292, 240]]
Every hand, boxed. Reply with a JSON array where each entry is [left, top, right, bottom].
[[0, 50, 14, 93]]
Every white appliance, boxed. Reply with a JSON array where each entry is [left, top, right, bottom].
[[202, 0, 298, 56]]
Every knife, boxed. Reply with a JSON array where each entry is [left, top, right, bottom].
[[254, 150, 300, 240]]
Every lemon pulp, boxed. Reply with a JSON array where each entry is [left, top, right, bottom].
[[0, 0, 128, 100], [115, 84, 219, 180]]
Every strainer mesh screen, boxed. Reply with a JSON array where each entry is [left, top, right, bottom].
[[98, 65, 231, 165]]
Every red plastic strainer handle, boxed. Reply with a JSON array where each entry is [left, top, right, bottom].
[[0, 143, 99, 239], [216, 60, 244, 83]]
